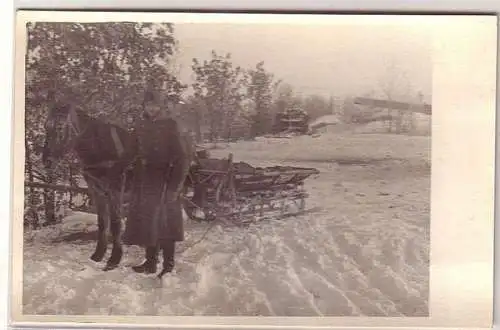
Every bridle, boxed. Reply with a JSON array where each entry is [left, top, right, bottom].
[[65, 106, 83, 139], [45, 105, 87, 164]]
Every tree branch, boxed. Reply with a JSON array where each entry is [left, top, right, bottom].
[[25, 181, 89, 194]]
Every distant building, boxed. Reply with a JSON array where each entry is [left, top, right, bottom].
[[308, 114, 341, 134], [273, 106, 310, 135]]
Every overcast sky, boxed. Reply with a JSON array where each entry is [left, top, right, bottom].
[[172, 22, 432, 101]]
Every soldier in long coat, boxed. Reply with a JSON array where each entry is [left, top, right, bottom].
[[123, 91, 191, 278]]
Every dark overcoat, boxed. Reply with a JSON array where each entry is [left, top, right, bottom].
[[123, 115, 191, 247]]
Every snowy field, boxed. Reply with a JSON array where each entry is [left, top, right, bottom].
[[22, 130, 431, 317]]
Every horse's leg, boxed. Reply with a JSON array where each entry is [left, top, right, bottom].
[[89, 187, 110, 262], [103, 195, 123, 271]]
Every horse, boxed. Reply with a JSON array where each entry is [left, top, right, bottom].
[[42, 102, 141, 271]]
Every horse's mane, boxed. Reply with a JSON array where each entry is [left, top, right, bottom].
[[72, 108, 194, 166], [74, 108, 130, 134]]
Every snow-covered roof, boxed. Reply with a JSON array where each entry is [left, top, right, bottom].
[[309, 114, 341, 129]]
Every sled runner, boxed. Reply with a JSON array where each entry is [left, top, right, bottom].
[[183, 152, 320, 226]]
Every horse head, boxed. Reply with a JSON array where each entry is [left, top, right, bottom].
[[42, 102, 83, 169]]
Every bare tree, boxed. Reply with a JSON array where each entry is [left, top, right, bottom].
[[378, 60, 412, 133]]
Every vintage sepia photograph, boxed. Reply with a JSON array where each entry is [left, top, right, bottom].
[[10, 11, 496, 329]]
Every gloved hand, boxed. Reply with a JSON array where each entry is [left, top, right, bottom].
[[165, 190, 180, 203]]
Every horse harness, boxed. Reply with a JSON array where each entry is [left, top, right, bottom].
[[64, 107, 133, 216]]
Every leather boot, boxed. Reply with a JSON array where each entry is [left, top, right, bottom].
[[132, 246, 158, 274], [157, 241, 175, 279]]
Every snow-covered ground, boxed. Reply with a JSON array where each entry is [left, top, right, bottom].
[[23, 130, 430, 317]]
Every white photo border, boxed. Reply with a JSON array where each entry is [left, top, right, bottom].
[[10, 10, 497, 329]]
